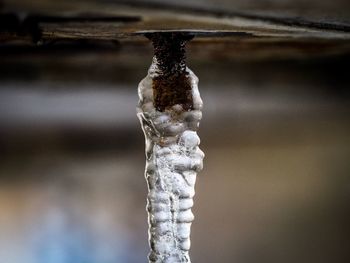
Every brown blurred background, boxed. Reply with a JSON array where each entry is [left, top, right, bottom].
[[1, 1, 350, 263]]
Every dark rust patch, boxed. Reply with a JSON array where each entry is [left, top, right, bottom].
[[146, 32, 194, 112], [152, 74, 193, 112]]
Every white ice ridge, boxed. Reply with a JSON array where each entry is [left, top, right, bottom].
[[137, 59, 204, 263]]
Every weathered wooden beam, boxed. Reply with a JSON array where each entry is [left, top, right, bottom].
[[1, 1, 350, 44]]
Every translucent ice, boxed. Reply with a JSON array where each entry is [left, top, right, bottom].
[[137, 59, 204, 263]]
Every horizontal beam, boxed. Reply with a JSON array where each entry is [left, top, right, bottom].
[[1, 1, 350, 45]]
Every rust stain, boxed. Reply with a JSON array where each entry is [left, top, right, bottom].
[[146, 32, 194, 112]]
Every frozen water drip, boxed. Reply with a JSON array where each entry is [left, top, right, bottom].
[[137, 33, 204, 263]]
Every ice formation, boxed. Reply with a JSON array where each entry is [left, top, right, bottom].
[[137, 57, 204, 262]]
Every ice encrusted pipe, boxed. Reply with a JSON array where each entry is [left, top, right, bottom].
[[137, 33, 204, 263]]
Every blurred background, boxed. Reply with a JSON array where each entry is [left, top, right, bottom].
[[1, 1, 350, 263]]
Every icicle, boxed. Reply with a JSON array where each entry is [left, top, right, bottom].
[[137, 33, 204, 263]]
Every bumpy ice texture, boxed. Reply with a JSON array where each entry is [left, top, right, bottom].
[[137, 60, 204, 263]]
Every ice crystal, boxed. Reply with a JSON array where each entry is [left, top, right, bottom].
[[137, 59, 204, 263]]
